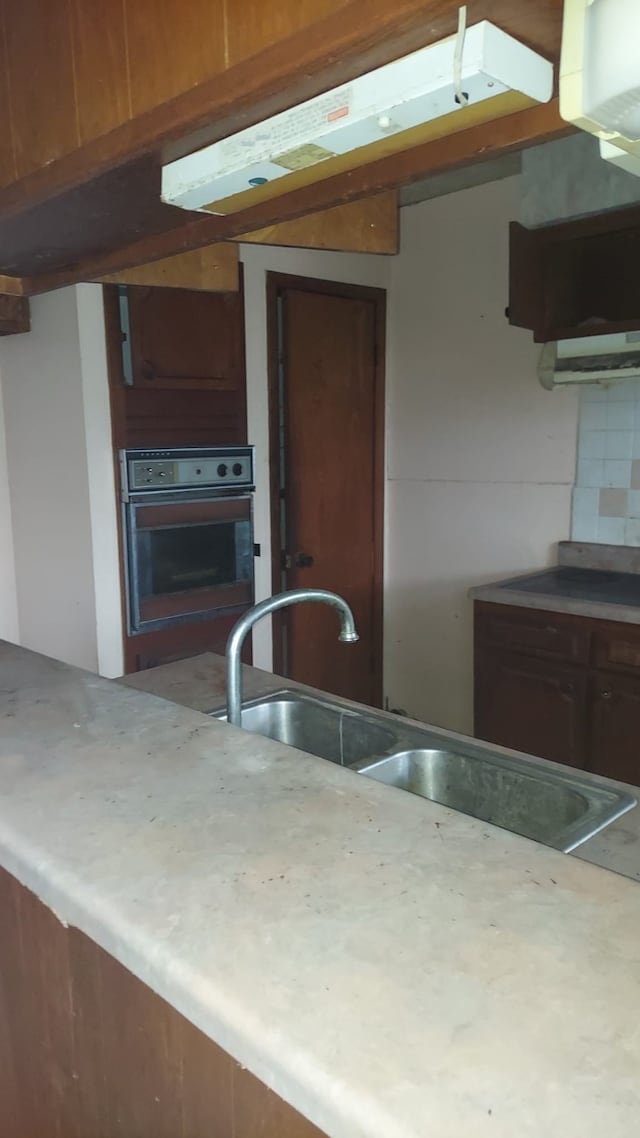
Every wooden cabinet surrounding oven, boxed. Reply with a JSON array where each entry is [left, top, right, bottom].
[[474, 601, 640, 786]]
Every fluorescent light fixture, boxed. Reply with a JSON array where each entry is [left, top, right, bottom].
[[162, 19, 553, 215], [560, 0, 640, 174]]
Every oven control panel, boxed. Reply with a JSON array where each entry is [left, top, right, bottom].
[[131, 460, 177, 488], [123, 446, 255, 494]]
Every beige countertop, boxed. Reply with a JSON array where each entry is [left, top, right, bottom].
[[124, 651, 640, 884], [2, 641, 640, 1138]]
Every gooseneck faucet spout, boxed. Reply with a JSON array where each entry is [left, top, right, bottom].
[[225, 588, 359, 727]]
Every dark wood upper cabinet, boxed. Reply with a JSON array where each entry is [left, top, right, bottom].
[[509, 205, 640, 343], [106, 283, 248, 451], [127, 286, 245, 390]]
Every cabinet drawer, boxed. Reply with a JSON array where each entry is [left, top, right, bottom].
[[475, 603, 591, 665], [592, 624, 640, 675]]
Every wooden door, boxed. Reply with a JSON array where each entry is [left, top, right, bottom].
[[269, 277, 384, 706], [589, 671, 640, 786], [475, 649, 588, 768]]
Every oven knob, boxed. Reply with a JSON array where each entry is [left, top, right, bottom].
[[232, 462, 243, 476], [217, 463, 228, 477]]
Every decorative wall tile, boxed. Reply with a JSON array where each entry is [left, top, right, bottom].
[[571, 379, 640, 547], [599, 488, 628, 517], [597, 516, 627, 543], [604, 430, 633, 459], [603, 459, 631, 487], [577, 458, 605, 486], [572, 516, 599, 542], [579, 430, 607, 458], [573, 486, 599, 519], [581, 403, 608, 430], [606, 401, 635, 429], [628, 490, 640, 517], [625, 518, 640, 546]]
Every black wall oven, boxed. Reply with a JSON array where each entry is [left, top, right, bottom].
[[120, 446, 254, 634]]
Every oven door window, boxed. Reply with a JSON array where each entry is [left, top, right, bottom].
[[143, 521, 245, 595], [128, 498, 253, 631]]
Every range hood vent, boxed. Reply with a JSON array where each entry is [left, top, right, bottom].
[[538, 330, 640, 388]]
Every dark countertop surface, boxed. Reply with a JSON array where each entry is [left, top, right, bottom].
[[500, 567, 640, 608]]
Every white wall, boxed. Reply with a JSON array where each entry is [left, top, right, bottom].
[[239, 243, 392, 668], [0, 286, 122, 675], [385, 177, 579, 734], [0, 376, 18, 642]]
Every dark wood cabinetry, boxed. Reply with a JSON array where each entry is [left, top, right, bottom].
[[474, 601, 640, 786], [105, 283, 251, 673], [106, 283, 247, 451], [509, 204, 640, 343], [475, 651, 587, 769]]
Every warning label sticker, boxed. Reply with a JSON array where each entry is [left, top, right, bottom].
[[272, 143, 336, 171]]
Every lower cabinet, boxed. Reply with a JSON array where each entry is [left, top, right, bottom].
[[474, 601, 640, 787], [589, 671, 640, 786], [0, 867, 326, 1138], [475, 651, 587, 768]]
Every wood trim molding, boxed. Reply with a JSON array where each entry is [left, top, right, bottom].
[[94, 243, 239, 292], [0, 275, 25, 295], [265, 272, 386, 703], [239, 192, 399, 255], [0, 294, 30, 335]]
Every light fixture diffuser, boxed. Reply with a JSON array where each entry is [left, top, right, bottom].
[[560, 0, 640, 174], [162, 20, 553, 215]]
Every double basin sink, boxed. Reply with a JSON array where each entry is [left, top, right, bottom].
[[213, 690, 635, 853]]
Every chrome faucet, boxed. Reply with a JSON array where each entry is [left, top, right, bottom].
[[225, 588, 359, 727]]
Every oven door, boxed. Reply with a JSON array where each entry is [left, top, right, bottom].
[[125, 495, 253, 633]]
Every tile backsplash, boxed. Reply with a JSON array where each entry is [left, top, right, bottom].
[[572, 378, 640, 545]]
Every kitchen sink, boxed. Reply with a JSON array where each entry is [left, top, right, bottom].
[[212, 690, 400, 765], [211, 689, 636, 852], [351, 747, 636, 852]]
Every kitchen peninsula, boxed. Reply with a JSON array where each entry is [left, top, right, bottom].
[[1, 640, 640, 1138]]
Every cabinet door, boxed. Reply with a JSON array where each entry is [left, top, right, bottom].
[[589, 671, 640, 786], [475, 649, 588, 767], [127, 285, 245, 390]]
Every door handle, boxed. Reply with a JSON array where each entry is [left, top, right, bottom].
[[295, 552, 314, 568]]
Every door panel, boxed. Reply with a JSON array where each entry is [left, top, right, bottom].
[[276, 283, 383, 705], [589, 671, 640, 786], [475, 648, 588, 768]]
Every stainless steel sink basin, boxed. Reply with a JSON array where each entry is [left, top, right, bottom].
[[351, 747, 636, 852], [211, 688, 635, 853], [212, 690, 400, 765]]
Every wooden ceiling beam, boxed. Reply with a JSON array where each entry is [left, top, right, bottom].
[[0, 1, 562, 225], [238, 192, 399, 255], [0, 275, 25, 295], [94, 243, 239, 292], [23, 100, 570, 296]]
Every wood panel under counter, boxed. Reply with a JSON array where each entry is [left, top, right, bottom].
[[474, 600, 640, 786]]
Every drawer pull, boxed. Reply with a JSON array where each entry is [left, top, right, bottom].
[[600, 690, 612, 701]]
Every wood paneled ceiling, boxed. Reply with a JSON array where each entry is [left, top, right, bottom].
[[0, 0, 568, 291]]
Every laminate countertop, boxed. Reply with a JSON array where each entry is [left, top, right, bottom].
[[2, 641, 640, 1138]]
